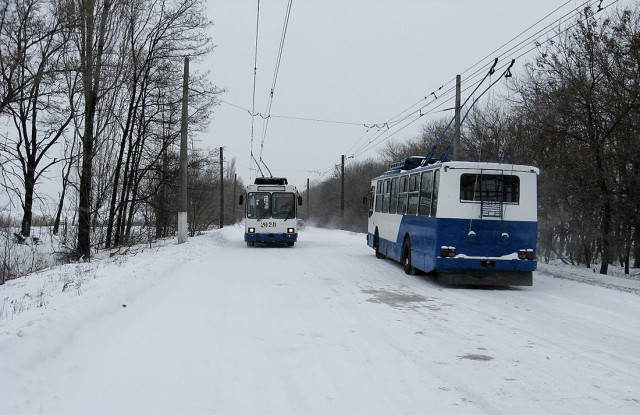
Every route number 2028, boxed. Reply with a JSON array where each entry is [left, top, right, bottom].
[[261, 222, 276, 228]]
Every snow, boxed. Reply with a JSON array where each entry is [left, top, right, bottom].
[[1, 225, 639, 414]]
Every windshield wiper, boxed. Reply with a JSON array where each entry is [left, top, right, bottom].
[[256, 208, 271, 221], [284, 208, 295, 221]]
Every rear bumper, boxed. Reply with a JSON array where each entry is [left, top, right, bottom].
[[436, 257, 536, 286]]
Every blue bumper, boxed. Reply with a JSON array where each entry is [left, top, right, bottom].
[[245, 232, 298, 243]]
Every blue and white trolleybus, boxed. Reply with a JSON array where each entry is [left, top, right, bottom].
[[240, 177, 302, 247], [367, 157, 539, 286]]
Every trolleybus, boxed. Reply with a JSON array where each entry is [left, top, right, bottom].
[[240, 177, 302, 246], [367, 157, 539, 286]]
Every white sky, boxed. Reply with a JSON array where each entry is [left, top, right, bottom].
[[198, 0, 630, 190]]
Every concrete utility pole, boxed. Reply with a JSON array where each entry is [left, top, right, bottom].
[[233, 173, 237, 224], [177, 57, 189, 244], [306, 178, 310, 221], [341, 155, 345, 230], [452, 74, 461, 160], [219, 147, 224, 229]]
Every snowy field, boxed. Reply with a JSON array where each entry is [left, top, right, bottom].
[[1, 225, 639, 415]]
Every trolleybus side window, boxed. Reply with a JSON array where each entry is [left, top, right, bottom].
[[432, 170, 439, 216], [398, 175, 408, 214], [460, 174, 520, 203], [389, 177, 398, 214], [375, 181, 383, 212], [418, 171, 434, 216], [382, 179, 391, 213], [368, 186, 374, 213], [408, 174, 419, 215]]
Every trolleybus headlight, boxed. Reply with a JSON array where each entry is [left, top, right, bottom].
[[440, 246, 457, 257], [287, 228, 294, 234], [248, 227, 255, 233]]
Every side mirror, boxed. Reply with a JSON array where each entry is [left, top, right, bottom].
[[362, 196, 368, 205], [239, 195, 244, 205], [297, 196, 303, 206]]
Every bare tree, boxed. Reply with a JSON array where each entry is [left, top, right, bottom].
[[511, 6, 640, 274], [0, 0, 75, 237], [71, 0, 119, 259]]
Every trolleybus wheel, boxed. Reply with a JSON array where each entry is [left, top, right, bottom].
[[287, 242, 295, 247], [374, 230, 385, 259], [247, 241, 255, 247], [403, 237, 416, 275]]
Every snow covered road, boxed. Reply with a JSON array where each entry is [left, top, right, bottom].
[[1, 226, 639, 414]]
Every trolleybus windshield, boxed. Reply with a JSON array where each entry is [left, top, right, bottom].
[[247, 192, 296, 219]]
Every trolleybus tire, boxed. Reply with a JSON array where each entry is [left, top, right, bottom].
[[247, 241, 255, 247], [374, 230, 385, 259], [287, 242, 295, 247], [403, 237, 416, 275]]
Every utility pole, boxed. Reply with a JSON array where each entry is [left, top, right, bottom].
[[306, 178, 310, 221], [452, 74, 461, 161], [177, 57, 189, 244], [233, 173, 237, 224], [341, 155, 345, 230], [219, 146, 224, 229]]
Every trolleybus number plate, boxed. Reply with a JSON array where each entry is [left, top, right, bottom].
[[261, 222, 277, 228]]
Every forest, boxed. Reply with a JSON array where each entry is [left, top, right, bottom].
[[0, 0, 243, 272], [1, 1, 639, 279]]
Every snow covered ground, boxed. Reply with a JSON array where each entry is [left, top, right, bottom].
[[1, 225, 639, 415]]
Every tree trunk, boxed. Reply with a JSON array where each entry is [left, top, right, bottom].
[[20, 164, 35, 237], [76, 0, 113, 260]]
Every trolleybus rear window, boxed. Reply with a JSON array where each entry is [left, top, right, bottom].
[[460, 174, 520, 203]]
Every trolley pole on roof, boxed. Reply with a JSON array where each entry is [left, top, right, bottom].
[[219, 146, 224, 229], [341, 155, 345, 230], [452, 74, 461, 160], [177, 57, 189, 244]]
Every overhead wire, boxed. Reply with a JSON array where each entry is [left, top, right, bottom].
[[348, 0, 613, 161], [258, 0, 294, 176], [249, 0, 263, 179], [242, 0, 616, 178]]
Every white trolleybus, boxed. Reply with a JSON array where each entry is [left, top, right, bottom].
[[367, 157, 539, 286], [239, 177, 302, 247]]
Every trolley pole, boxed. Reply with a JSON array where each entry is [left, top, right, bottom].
[[452, 74, 461, 160], [341, 155, 345, 230], [177, 57, 189, 244], [219, 146, 224, 229]]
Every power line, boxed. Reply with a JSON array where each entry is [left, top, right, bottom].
[[349, 0, 615, 160], [222, 100, 372, 126], [249, 0, 262, 180], [258, 0, 294, 175]]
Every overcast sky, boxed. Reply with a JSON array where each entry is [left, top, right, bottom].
[[199, 0, 632, 190]]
